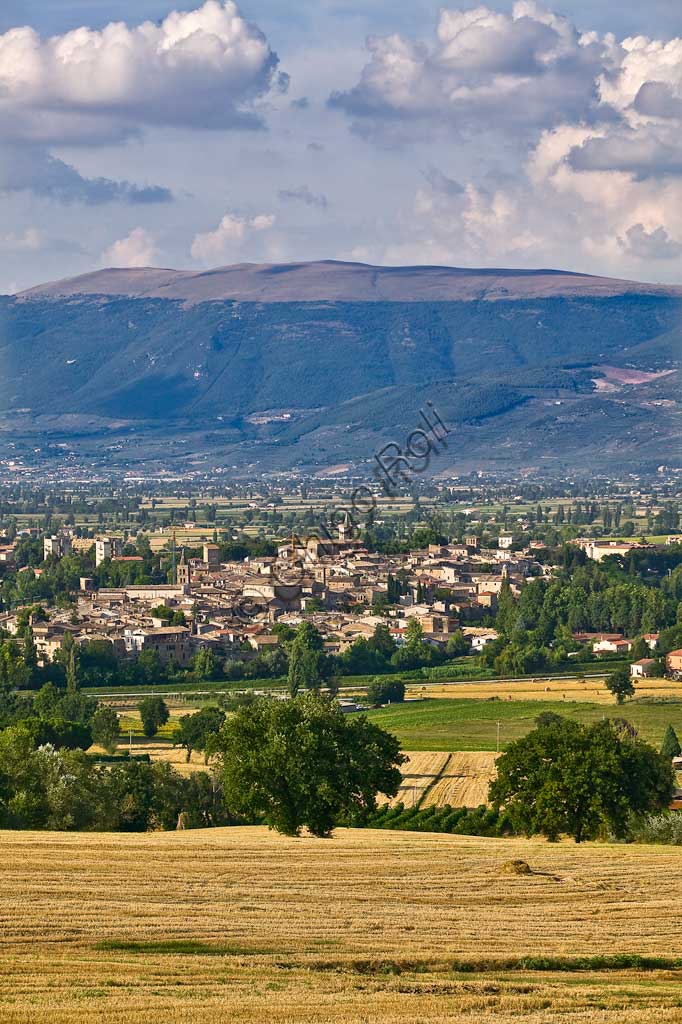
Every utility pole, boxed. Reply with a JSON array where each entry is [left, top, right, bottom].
[[496, 721, 501, 753]]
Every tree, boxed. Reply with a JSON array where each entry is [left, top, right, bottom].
[[534, 710, 564, 728], [138, 697, 169, 739], [605, 665, 635, 704], [445, 630, 469, 658], [287, 622, 329, 696], [366, 678, 405, 706], [22, 626, 38, 678], [193, 647, 218, 681], [60, 632, 79, 694], [490, 719, 673, 843], [660, 724, 682, 761], [137, 649, 165, 685], [368, 623, 396, 659], [217, 693, 405, 837], [272, 623, 296, 643], [32, 683, 61, 720], [404, 618, 424, 649], [630, 637, 650, 661], [36, 718, 93, 751], [173, 705, 225, 762], [496, 578, 518, 636], [91, 705, 121, 754]]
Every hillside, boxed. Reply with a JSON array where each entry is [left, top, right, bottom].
[[3, 825, 682, 1022], [2, 260, 682, 474]]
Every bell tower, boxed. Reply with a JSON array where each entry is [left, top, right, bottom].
[[176, 548, 190, 589]]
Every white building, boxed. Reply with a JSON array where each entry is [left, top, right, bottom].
[[43, 534, 72, 560], [95, 537, 123, 566]]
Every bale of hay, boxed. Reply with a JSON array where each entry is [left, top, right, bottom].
[[500, 859, 533, 876]]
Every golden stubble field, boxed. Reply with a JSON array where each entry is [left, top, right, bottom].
[[2, 827, 682, 1023], [405, 677, 682, 703], [387, 751, 497, 807]]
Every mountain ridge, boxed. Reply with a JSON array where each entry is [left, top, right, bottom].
[[15, 259, 682, 304], [2, 260, 681, 474]]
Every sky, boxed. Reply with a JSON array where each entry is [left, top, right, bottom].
[[1, 0, 682, 291]]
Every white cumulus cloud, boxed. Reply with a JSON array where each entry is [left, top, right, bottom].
[[191, 211, 275, 263], [331, 3, 682, 278], [330, 1, 620, 139], [102, 227, 160, 268], [0, 1, 283, 144], [0, 1, 283, 206]]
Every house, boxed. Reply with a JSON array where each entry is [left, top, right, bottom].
[[630, 658, 656, 679], [667, 650, 682, 680], [0, 545, 16, 565], [417, 613, 458, 635], [642, 633, 660, 651], [593, 637, 633, 655], [498, 535, 514, 549], [123, 625, 192, 666], [462, 627, 499, 652], [203, 544, 220, 566], [247, 634, 281, 652], [32, 623, 74, 663], [580, 540, 652, 562]]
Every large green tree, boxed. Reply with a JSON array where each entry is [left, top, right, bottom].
[[606, 665, 635, 704], [91, 705, 121, 755], [490, 719, 673, 843], [138, 697, 169, 739], [216, 693, 405, 837], [173, 705, 225, 762]]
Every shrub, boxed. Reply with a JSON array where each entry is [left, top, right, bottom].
[[630, 813, 682, 845]]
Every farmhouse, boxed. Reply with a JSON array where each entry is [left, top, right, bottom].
[[593, 637, 632, 655], [667, 650, 682, 680], [630, 658, 656, 679]]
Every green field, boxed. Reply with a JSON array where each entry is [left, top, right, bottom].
[[364, 697, 682, 751]]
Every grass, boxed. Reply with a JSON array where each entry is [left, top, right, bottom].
[[3, 826, 682, 1022], [363, 697, 682, 750], [95, 939, 271, 956]]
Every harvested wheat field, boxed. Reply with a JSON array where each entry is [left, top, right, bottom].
[[387, 751, 497, 808], [420, 751, 499, 808], [405, 677, 682, 704], [386, 751, 450, 806], [3, 827, 682, 1023]]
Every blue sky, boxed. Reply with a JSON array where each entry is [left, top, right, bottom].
[[7, 1, 682, 39], [1, 0, 681, 290]]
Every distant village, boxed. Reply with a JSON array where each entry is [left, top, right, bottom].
[[1, 523, 681, 684]]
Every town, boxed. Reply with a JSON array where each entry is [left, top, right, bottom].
[[0, 479, 681, 695]]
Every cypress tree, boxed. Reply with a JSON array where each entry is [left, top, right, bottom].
[[660, 725, 681, 761]]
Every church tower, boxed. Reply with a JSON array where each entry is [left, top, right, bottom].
[[176, 548, 190, 589]]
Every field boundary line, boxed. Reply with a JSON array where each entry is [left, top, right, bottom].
[[416, 752, 454, 809]]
